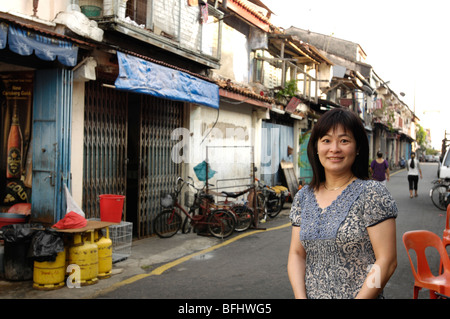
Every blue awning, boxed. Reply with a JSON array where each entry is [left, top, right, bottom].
[[114, 52, 219, 109], [0, 22, 78, 67]]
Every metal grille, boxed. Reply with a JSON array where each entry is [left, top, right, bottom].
[[83, 81, 128, 219], [138, 94, 183, 237]]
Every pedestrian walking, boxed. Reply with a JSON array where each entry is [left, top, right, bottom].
[[370, 151, 390, 186], [287, 108, 397, 299], [406, 152, 422, 198]]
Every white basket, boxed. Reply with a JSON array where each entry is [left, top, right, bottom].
[[109, 221, 133, 263]]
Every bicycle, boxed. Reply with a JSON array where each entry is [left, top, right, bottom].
[[215, 188, 255, 232], [153, 177, 235, 239], [430, 178, 450, 211]]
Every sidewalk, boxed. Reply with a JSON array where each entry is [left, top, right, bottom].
[[0, 208, 292, 299]]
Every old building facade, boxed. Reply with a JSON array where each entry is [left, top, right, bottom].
[[0, 0, 416, 238]]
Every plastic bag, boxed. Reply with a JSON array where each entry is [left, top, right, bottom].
[[52, 211, 87, 230], [1, 223, 37, 243], [31, 230, 65, 262], [193, 161, 216, 181], [64, 184, 85, 217]]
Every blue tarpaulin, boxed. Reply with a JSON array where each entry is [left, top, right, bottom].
[[114, 52, 219, 109], [0, 22, 78, 67]]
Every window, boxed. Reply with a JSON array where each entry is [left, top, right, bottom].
[[120, 0, 221, 61], [126, 0, 149, 27]]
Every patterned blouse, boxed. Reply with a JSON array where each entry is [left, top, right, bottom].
[[289, 179, 397, 299]]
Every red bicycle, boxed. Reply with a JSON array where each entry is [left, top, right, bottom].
[[153, 177, 236, 238]]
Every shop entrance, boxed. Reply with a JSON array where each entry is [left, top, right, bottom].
[[83, 81, 183, 238], [127, 94, 184, 238]]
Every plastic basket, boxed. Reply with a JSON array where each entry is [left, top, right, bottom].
[[80, 5, 102, 17], [160, 192, 175, 208]]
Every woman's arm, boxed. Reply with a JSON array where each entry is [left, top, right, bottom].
[[417, 160, 423, 179], [355, 218, 397, 299], [287, 226, 307, 299]]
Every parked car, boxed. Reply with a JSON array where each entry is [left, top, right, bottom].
[[438, 148, 450, 179]]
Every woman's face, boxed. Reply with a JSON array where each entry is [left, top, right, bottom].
[[317, 124, 357, 176]]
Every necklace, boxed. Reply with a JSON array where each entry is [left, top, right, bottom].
[[323, 175, 354, 191]]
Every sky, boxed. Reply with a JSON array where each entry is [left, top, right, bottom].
[[262, 0, 450, 151]]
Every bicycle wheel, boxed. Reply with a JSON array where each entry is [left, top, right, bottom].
[[207, 209, 235, 238], [153, 209, 182, 238], [232, 205, 254, 232], [256, 192, 267, 221], [182, 208, 198, 234], [267, 194, 285, 218], [181, 215, 192, 234], [430, 184, 448, 211]]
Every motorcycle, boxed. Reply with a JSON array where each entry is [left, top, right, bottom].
[[400, 157, 405, 168]]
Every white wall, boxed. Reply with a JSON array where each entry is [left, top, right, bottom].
[[0, 0, 69, 22], [185, 103, 261, 193], [214, 23, 249, 83], [71, 81, 85, 207]]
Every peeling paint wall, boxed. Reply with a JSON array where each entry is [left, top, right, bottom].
[[214, 22, 249, 84]]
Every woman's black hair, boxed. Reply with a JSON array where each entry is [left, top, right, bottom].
[[307, 107, 369, 190], [410, 152, 415, 169]]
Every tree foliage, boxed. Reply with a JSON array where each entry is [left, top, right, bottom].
[[415, 124, 427, 150]]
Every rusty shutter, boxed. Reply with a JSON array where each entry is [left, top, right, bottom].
[[83, 81, 128, 219], [138, 94, 183, 237]]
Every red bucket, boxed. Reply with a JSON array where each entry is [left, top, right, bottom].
[[99, 194, 125, 223]]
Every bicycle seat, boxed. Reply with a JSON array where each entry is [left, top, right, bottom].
[[221, 190, 246, 198]]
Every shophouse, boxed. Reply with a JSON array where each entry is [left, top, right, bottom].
[[1, 0, 412, 240], [0, 0, 333, 238], [285, 27, 417, 168]]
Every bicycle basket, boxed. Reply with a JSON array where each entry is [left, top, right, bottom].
[[160, 193, 175, 208]]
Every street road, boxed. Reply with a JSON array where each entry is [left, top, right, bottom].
[[98, 162, 445, 300], [385, 162, 444, 299]]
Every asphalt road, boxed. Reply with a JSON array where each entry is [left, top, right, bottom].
[[98, 162, 446, 300], [385, 162, 445, 299]]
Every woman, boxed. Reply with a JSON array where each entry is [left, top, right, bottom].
[[370, 151, 390, 186], [406, 152, 422, 198], [287, 108, 397, 299]]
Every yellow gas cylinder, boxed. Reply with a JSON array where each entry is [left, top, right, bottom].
[[68, 231, 98, 286], [63, 234, 71, 276], [95, 227, 112, 279], [33, 250, 66, 290]]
